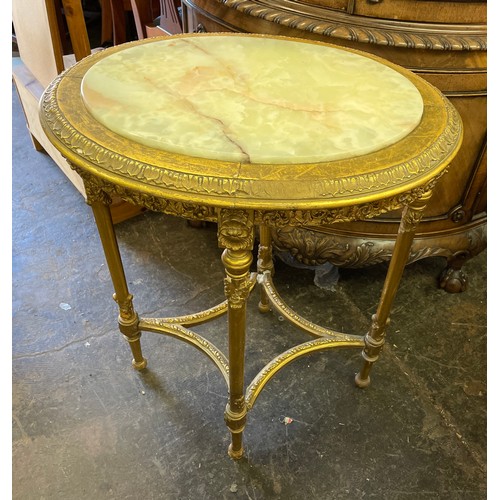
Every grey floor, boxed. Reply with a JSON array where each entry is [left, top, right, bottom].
[[12, 82, 487, 499]]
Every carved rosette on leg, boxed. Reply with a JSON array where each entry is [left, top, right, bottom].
[[218, 209, 255, 459], [79, 165, 147, 371], [355, 193, 431, 388]]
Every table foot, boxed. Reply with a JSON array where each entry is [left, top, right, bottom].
[[224, 402, 247, 460], [258, 300, 271, 314], [228, 443, 245, 460], [124, 332, 148, 370], [354, 372, 371, 388], [132, 358, 148, 370]]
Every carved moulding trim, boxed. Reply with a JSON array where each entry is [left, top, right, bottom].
[[261, 271, 364, 341], [41, 66, 462, 209], [40, 76, 253, 202], [254, 170, 448, 228], [271, 219, 486, 268], [245, 336, 364, 409], [218, 0, 486, 51], [75, 157, 449, 233], [146, 299, 230, 327], [139, 318, 230, 387], [76, 161, 447, 231], [74, 166, 220, 223]]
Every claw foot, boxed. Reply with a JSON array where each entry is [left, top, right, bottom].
[[439, 267, 467, 293]]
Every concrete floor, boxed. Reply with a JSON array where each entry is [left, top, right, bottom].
[[12, 81, 487, 499]]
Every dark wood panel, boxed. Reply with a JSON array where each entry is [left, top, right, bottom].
[[182, 0, 487, 287]]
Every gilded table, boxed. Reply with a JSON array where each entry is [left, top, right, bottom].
[[39, 33, 462, 459]]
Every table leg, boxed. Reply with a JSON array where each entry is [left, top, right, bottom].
[[221, 247, 253, 459], [257, 225, 274, 313], [218, 209, 255, 459], [90, 200, 147, 370], [355, 193, 431, 388]]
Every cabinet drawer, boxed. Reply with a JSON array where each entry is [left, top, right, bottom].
[[295, 0, 351, 12], [184, 3, 235, 33], [353, 0, 485, 23]]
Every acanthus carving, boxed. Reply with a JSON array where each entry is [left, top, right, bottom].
[[113, 293, 136, 323], [219, 0, 486, 51], [72, 165, 112, 205], [272, 226, 393, 267], [223, 276, 253, 309], [271, 219, 486, 269], [74, 167, 219, 222], [218, 210, 255, 308], [466, 224, 487, 258], [256, 173, 446, 228]]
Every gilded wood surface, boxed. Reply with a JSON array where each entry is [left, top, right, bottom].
[[139, 318, 230, 386], [37, 33, 466, 458]]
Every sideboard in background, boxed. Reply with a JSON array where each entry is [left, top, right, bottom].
[[181, 0, 487, 292]]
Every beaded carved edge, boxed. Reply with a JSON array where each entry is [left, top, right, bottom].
[[219, 0, 486, 51]]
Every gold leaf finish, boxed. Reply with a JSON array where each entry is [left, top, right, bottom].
[[39, 34, 463, 459]]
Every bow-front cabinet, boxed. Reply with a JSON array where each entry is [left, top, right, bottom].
[[181, 0, 487, 293]]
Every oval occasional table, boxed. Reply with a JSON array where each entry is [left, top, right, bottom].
[[39, 33, 463, 459]]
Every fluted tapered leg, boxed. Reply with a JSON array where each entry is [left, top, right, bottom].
[[90, 200, 147, 370], [355, 193, 431, 388], [218, 209, 255, 459]]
